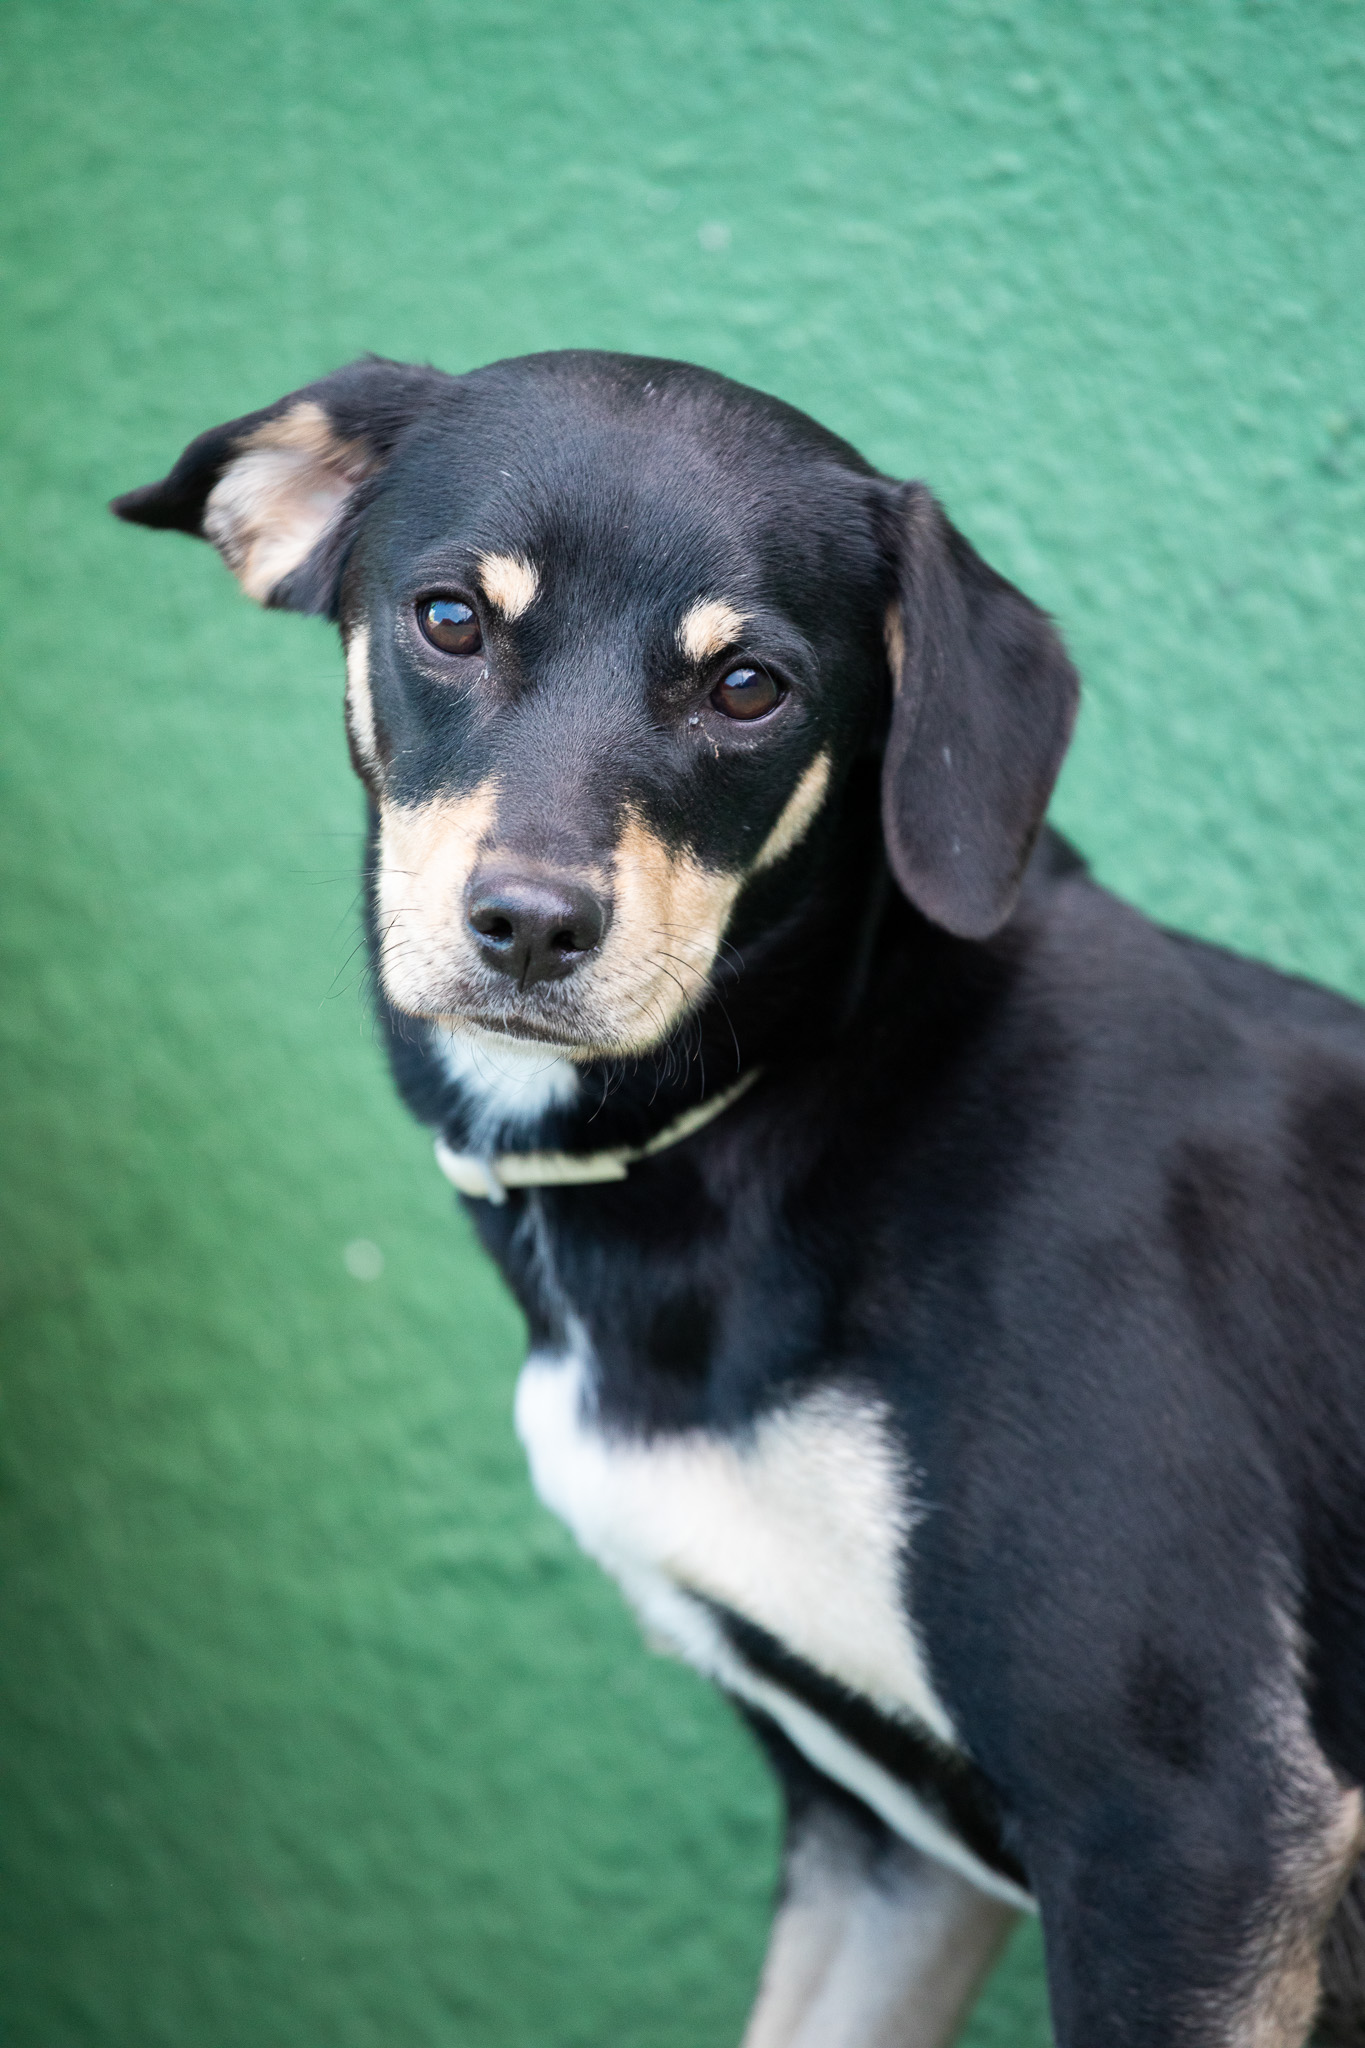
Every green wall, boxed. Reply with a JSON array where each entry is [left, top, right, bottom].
[[3, 3, 1363, 2043]]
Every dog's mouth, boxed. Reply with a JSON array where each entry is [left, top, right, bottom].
[[431, 1004, 602, 1057], [408, 968, 694, 1061]]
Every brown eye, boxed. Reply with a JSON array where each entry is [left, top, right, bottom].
[[418, 598, 482, 657], [710, 666, 781, 721]]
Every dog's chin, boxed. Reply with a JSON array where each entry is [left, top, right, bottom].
[[386, 972, 690, 1063]]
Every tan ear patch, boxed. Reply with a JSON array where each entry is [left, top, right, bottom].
[[884, 603, 906, 696], [753, 751, 832, 873], [374, 783, 500, 1018], [203, 400, 377, 604], [478, 552, 539, 621], [678, 598, 747, 663]]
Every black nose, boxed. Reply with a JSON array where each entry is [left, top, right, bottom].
[[465, 868, 609, 986]]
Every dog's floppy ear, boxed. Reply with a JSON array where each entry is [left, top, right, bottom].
[[880, 483, 1079, 940], [110, 356, 450, 615]]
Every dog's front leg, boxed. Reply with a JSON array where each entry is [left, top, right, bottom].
[[740, 1714, 1016, 2048], [1030, 1748, 1363, 2048]]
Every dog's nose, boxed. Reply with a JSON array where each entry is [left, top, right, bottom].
[[465, 868, 609, 986]]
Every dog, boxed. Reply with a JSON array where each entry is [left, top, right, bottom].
[[114, 351, 1365, 2048]]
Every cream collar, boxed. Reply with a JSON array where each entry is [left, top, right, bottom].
[[433, 1067, 762, 1204]]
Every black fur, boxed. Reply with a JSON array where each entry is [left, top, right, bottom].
[[115, 351, 1365, 2046], [716, 1604, 1029, 1891]]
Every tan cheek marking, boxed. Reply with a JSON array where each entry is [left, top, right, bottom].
[[576, 756, 831, 1054], [344, 621, 378, 775], [375, 783, 500, 1017], [753, 751, 832, 874], [583, 814, 744, 1053], [884, 604, 905, 695], [478, 552, 539, 620], [678, 597, 748, 662], [203, 400, 375, 604]]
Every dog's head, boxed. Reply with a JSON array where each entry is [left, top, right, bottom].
[[113, 352, 1077, 1060]]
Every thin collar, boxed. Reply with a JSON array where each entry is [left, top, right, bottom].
[[434, 1067, 763, 1205]]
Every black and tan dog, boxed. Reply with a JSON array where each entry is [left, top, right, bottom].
[[115, 352, 1365, 2048]]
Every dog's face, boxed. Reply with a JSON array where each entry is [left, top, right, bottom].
[[114, 353, 1079, 1058], [338, 365, 889, 1056]]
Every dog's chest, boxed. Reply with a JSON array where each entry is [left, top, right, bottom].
[[513, 1345, 957, 1746]]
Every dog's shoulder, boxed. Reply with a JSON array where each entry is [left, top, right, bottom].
[[1012, 830, 1365, 1099]]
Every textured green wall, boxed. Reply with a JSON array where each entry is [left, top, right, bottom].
[[3, 4, 1363, 2044]]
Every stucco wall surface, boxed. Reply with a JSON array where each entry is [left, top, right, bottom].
[[2, 3, 1363, 2044]]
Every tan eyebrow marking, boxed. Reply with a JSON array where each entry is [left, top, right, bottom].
[[753, 751, 833, 873], [677, 597, 748, 663], [478, 552, 539, 620]]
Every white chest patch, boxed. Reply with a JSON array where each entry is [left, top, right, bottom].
[[431, 1024, 579, 1149], [514, 1347, 1033, 1908], [515, 1347, 956, 1741]]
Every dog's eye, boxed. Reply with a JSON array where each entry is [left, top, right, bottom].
[[418, 599, 482, 657], [711, 667, 781, 721]]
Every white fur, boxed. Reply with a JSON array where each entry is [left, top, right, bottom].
[[345, 622, 378, 770], [431, 1024, 579, 1149], [743, 1812, 1016, 2048], [514, 1344, 1035, 1910]]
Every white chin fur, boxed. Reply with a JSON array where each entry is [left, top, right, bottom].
[[431, 1023, 580, 1147]]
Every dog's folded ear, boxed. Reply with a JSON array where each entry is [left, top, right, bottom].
[[881, 482, 1080, 941], [110, 356, 450, 615]]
